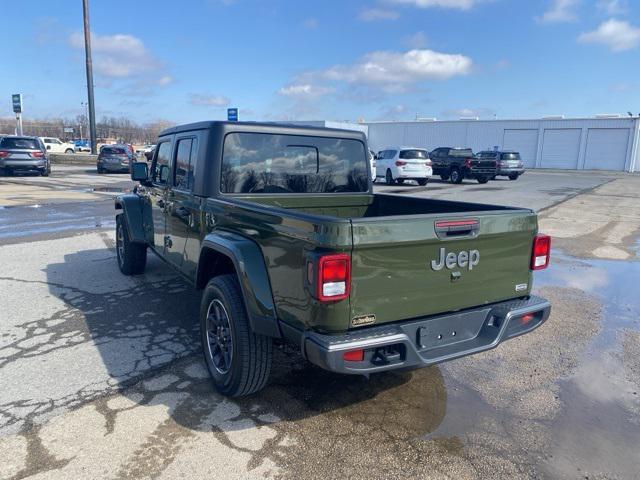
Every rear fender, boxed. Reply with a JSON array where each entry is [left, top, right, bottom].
[[196, 231, 280, 338], [114, 194, 148, 244]]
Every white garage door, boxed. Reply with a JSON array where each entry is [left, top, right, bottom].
[[503, 129, 538, 168], [583, 128, 629, 171], [540, 129, 581, 169]]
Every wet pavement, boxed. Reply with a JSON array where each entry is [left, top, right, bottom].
[[0, 169, 639, 479]]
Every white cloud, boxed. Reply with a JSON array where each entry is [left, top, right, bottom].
[[441, 107, 495, 118], [387, 0, 480, 10], [597, 0, 627, 15], [404, 31, 428, 48], [188, 94, 230, 107], [278, 84, 334, 97], [157, 75, 173, 86], [536, 0, 580, 23], [578, 19, 640, 51], [357, 8, 400, 21], [321, 49, 472, 88], [69, 32, 162, 78]]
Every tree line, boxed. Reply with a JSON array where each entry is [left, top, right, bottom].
[[0, 115, 175, 144]]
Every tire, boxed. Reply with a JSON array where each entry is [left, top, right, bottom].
[[41, 169, 50, 177], [201, 274, 272, 397], [65, 149, 74, 154], [385, 169, 394, 185], [417, 178, 428, 186], [115, 214, 147, 275], [97, 167, 104, 174], [477, 176, 490, 184], [509, 173, 519, 180], [450, 168, 463, 184]]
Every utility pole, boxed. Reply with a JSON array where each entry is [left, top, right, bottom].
[[82, 0, 97, 154]]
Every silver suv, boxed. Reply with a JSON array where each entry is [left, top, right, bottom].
[[0, 136, 50, 176]]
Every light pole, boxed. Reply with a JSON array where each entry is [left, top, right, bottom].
[[82, 0, 97, 154], [80, 101, 89, 141]]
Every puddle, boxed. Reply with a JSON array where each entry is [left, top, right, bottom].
[[426, 249, 640, 479]]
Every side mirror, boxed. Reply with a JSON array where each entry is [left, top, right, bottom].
[[131, 162, 149, 182], [46, 145, 51, 150]]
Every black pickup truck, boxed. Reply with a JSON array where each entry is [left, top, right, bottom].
[[115, 122, 551, 397], [430, 147, 497, 184]]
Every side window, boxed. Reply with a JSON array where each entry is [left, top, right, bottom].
[[174, 137, 198, 190], [151, 142, 172, 184], [388, 150, 397, 159], [43, 139, 51, 144]]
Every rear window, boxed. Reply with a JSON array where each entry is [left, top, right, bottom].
[[101, 147, 126, 155], [221, 132, 368, 194], [0, 137, 40, 150], [450, 148, 474, 157], [399, 149, 429, 159], [501, 152, 521, 160]]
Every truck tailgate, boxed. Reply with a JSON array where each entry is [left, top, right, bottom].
[[349, 211, 537, 326]]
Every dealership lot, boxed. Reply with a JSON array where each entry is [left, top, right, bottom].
[[1, 167, 639, 479]]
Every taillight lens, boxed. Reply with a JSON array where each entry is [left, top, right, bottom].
[[531, 234, 551, 270], [0, 150, 9, 158], [317, 253, 351, 302], [395, 160, 407, 166], [465, 158, 473, 167], [425, 159, 432, 166], [30, 151, 44, 158]]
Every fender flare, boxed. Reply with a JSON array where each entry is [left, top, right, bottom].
[[197, 231, 280, 338], [114, 194, 148, 244]]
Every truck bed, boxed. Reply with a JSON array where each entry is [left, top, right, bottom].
[[211, 193, 537, 332]]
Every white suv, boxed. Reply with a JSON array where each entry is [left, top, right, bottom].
[[375, 147, 432, 185], [40, 137, 76, 154]]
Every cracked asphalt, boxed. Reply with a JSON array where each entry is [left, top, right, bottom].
[[0, 167, 639, 479]]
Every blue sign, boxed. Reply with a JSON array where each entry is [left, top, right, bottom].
[[227, 108, 238, 122], [12, 94, 22, 113]]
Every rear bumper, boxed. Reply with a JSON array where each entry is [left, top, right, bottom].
[[496, 168, 525, 175], [0, 159, 47, 170], [465, 168, 497, 178], [297, 295, 550, 375], [98, 162, 129, 172]]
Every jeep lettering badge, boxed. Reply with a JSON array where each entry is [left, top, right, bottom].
[[431, 247, 480, 271]]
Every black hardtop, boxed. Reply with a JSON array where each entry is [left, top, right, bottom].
[[159, 121, 367, 141]]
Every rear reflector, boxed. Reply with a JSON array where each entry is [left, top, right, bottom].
[[520, 313, 535, 325], [0, 151, 9, 158], [343, 349, 364, 362], [317, 253, 351, 302], [531, 234, 551, 270]]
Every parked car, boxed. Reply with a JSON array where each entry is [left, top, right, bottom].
[[115, 121, 551, 397], [375, 147, 432, 185], [136, 144, 156, 156], [476, 150, 525, 180], [0, 136, 50, 176], [369, 149, 376, 182], [97, 144, 133, 173], [430, 147, 496, 184], [40, 137, 76, 154], [74, 140, 91, 152]]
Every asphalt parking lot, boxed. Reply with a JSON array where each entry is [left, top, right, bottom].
[[1, 167, 639, 479]]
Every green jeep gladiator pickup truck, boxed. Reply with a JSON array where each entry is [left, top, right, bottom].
[[115, 121, 551, 397]]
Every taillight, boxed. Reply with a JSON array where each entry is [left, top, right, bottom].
[[465, 158, 473, 167], [425, 159, 432, 166], [531, 234, 551, 270], [317, 253, 351, 302], [30, 151, 44, 158], [343, 349, 364, 362], [395, 160, 407, 166], [0, 151, 9, 158]]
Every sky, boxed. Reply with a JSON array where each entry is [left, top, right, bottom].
[[2, 0, 640, 124]]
